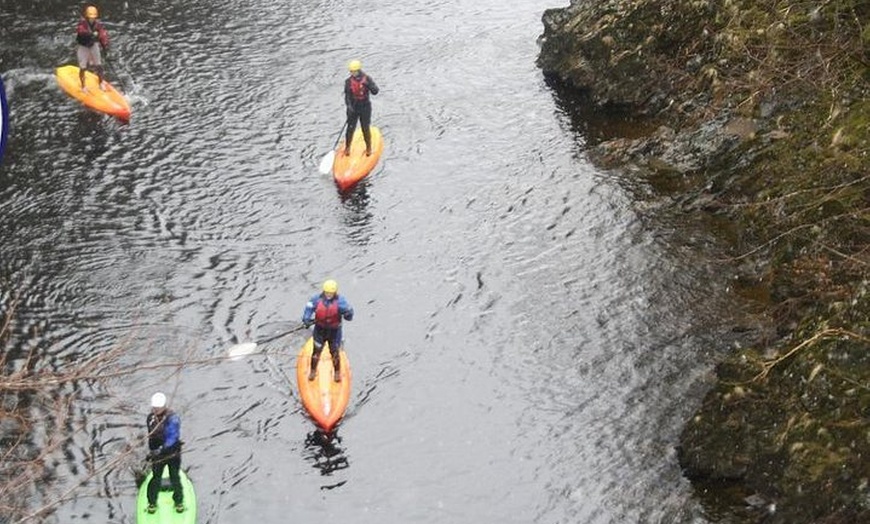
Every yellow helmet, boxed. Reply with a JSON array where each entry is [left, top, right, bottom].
[[347, 60, 362, 73], [322, 279, 338, 294], [85, 5, 98, 18]]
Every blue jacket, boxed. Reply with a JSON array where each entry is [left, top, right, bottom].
[[147, 411, 181, 451], [302, 293, 353, 326]]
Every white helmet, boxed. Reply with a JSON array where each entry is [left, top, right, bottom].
[[151, 392, 167, 408]]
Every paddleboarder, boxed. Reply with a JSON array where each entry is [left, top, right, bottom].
[[75, 4, 109, 92], [344, 60, 379, 156], [145, 392, 185, 514], [302, 279, 354, 382]]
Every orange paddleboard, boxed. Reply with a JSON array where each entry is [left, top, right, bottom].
[[56, 65, 130, 121], [296, 337, 351, 432], [333, 126, 383, 191]]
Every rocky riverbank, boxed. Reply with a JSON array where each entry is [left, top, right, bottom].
[[538, 1, 870, 523]]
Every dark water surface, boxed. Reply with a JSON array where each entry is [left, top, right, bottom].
[[1, 0, 736, 522]]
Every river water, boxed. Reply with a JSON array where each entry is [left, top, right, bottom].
[[1, 0, 741, 522]]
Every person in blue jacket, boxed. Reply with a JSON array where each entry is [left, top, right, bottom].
[[302, 279, 354, 382], [145, 392, 185, 514]]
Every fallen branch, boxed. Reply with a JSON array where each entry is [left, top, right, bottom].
[[753, 327, 869, 382]]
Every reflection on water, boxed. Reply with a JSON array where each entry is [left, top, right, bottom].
[[304, 429, 349, 482], [71, 109, 113, 161], [543, 75, 663, 147], [339, 182, 373, 246]]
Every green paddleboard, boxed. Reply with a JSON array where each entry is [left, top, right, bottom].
[[136, 468, 197, 523]]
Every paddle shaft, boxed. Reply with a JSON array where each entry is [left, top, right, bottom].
[[318, 121, 349, 174], [332, 121, 348, 150], [102, 53, 126, 92], [255, 324, 307, 345]]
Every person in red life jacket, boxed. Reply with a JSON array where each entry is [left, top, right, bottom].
[[75, 4, 110, 92], [302, 279, 354, 382], [145, 392, 185, 514], [343, 60, 379, 156]]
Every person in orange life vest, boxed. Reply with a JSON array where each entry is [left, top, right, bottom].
[[75, 4, 110, 92], [302, 279, 354, 382], [145, 392, 185, 514], [343, 60, 379, 156]]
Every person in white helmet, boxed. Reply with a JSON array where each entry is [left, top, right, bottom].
[[145, 392, 185, 514]]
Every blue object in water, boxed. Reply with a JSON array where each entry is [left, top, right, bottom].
[[0, 76, 8, 166]]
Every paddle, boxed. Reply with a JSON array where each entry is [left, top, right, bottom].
[[102, 51, 127, 93], [226, 324, 309, 359], [318, 122, 348, 175]]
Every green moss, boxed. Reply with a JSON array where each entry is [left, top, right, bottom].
[[540, 2, 870, 518], [674, 12, 869, 511]]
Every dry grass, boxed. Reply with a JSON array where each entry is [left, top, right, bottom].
[[0, 298, 128, 522]]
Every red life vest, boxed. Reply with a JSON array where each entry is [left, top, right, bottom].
[[349, 75, 369, 102], [315, 296, 341, 328], [76, 19, 108, 48]]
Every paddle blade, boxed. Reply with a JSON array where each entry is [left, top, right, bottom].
[[227, 342, 258, 360], [318, 150, 336, 175]]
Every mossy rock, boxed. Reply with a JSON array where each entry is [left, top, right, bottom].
[[539, 2, 870, 522]]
